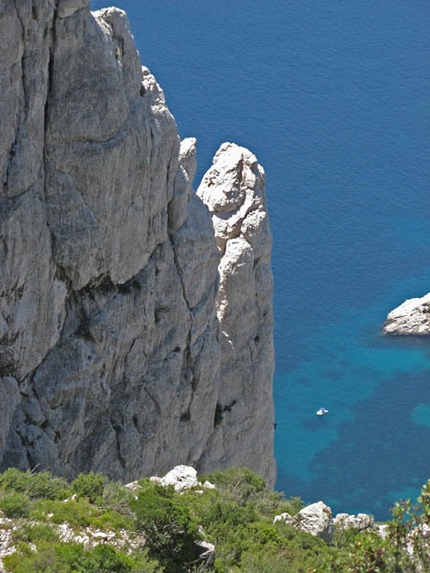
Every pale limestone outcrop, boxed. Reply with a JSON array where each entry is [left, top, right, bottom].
[[150, 465, 200, 492], [0, 3, 275, 485], [273, 512, 296, 525], [383, 293, 430, 336], [295, 501, 333, 542], [149, 465, 215, 492], [197, 143, 276, 487], [274, 505, 377, 542], [275, 501, 334, 542], [333, 512, 375, 531]]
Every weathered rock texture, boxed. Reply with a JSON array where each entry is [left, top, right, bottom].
[[148, 465, 215, 493], [0, 2, 275, 486], [333, 512, 375, 532], [383, 293, 430, 336], [274, 504, 376, 543], [197, 143, 275, 486], [294, 501, 334, 543]]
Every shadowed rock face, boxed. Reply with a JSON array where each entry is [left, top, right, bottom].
[[0, 1, 275, 486]]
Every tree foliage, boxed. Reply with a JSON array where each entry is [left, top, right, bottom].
[[131, 481, 202, 573]]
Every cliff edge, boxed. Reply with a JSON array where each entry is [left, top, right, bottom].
[[0, 1, 275, 486]]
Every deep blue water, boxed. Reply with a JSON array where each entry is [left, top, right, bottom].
[[91, 0, 430, 520]]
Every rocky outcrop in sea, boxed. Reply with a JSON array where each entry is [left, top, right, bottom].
[[383, 293, 430, 336], [0, 2, 275, 485]]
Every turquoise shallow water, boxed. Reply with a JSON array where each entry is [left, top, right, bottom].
[[91, 0, 430, 519]]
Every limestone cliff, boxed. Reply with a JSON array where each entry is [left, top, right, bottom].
[[0, 1, 275, 486], [197, 143, 275, 485]]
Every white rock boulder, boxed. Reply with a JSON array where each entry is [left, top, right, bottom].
[[295, 501, 333, 542], [274, 501, 334, 542], [150, 465, 216, 493]]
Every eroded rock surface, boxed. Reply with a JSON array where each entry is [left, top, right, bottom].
[[274, 504, 376, 542], [333, 512, 375, 531], [383, 293, 430, 336], [295, 501, 333, 542], [197, 143, 276, 486], [0, 2, 275, 485], [149, 465, 215, 492], [274, 501, 334, 542]]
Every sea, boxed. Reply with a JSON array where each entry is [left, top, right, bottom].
[[91, 0, 430, 521]]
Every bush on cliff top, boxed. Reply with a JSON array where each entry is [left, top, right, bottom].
[[0, 467, 428, 572]]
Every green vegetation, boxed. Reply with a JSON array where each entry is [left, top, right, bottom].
[[3, 542, 161, 573], [131, 480, 202, 572], [0, 466, 428, 572]]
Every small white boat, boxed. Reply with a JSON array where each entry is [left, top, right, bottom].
[[316, 407, 329, 416]]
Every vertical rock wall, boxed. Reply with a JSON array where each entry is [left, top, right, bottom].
[[0, 1, 275, 486], [197, 143, 276, 486]]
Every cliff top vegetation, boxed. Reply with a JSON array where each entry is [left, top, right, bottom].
[[0, 467, 428, 573]]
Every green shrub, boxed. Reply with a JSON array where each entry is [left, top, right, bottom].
[[90, 507, 134, 532], [71, 471, 108, 505], [201, 467, 266, 504], [239, 546, 308, 573], [101, 479, 133, 511], [56, 542, 133, 572], [0, 468, 69, 500], [4, 541, 162, 573], [26, 471, 69, 500], [0, 492, 31, 518], [12, 522, 59, 544], [30, 498, 99, 528], [3, 541, 69, 573], [0, 468, 33, 493], [131, 482, 202, 573]]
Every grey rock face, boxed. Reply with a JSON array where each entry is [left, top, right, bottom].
[[0, 3, 275, 485], [383, 293, 430, 336], [197, 143, 276, 487]]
